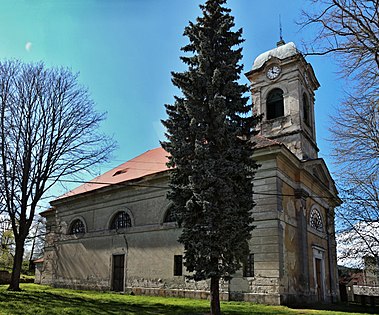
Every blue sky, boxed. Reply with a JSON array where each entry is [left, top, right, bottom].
[[0, 0, 342, 198]]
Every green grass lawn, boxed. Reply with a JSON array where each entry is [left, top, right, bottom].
[[0, 284, 375, 315]]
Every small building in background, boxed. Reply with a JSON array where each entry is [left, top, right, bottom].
[[339, 257, 379, 306]]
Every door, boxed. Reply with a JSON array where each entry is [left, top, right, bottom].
[[112, 254, 125, 292], [315, 258, 324, 301]]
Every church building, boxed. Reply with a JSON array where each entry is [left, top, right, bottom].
[[40, 42, 341, 305]]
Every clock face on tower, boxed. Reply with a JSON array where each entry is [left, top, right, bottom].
[[266, 65, 281, 80]]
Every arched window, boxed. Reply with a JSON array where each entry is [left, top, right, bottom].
[[310, 208, 323, 232], [110, 211, 132, 230], [69, 219, 85, 235], [303, 93, 310, 126], [266, 88, 284, 120], [164, 208, 176, 223]]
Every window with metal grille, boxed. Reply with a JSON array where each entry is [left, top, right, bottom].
[[243, 253, 254, 277], [310, 208, 323, 232], [69, 219, 85, 235], [174, 255, 183, 276], [110, 211, 132, 230], [266, 88, 284, 120]]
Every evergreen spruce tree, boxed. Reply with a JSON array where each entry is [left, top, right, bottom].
[[162, 1, 259, 314]]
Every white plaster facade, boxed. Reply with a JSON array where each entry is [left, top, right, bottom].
[[40, 42, 341, 305]]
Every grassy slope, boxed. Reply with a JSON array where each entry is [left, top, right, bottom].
[[0, 284, 374, 315]]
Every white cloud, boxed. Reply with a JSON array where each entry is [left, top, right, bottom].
[[25, 41, 32, 52], [337, 222, 379, 268]]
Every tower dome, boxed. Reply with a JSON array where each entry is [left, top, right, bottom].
[[252, 42, 298, 71]]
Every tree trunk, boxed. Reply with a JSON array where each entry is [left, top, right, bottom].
[[210, 276, 221, 315], [7, 239, 25, 291]]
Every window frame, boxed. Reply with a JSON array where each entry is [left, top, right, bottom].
[[303, 92, 311, 127], [110, 211, 132, 230], [243, 253, 254, 278], [173, 255, 183, 276], [310, 207, 324, 232], [266, 88, 284, 120], [69, 218, 86, 235]]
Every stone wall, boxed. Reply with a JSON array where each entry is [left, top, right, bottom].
[[353, 285, 379, 296]]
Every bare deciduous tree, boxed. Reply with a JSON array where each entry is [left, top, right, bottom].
[[336, 175, 379, 267], [0, 60, 115, 290], [300, 0, 379, 88], [331, 92, 379, 176], [299, 0, 379, 267], [331, 91, 379, 268], [300, 0, 379, 269]]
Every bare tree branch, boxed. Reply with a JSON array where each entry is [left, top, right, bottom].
[[300, 0, 379, 268], [0, 60, 116, 290], [299, 0, 379, 87]]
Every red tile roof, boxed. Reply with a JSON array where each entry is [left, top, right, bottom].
[[57, 136, 280, 200], [253, 135, 282, 148], [58, 147, 170, 199]]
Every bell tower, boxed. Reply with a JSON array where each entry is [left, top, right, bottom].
[[246, 42, 320, 160]]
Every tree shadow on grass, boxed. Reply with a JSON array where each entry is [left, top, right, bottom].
[[0, 288, 210, 315], [0, 285, 318, 315], [291, 302, 378, 314]]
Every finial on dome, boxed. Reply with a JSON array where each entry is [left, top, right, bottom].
[[277, 15, 285, 47]]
